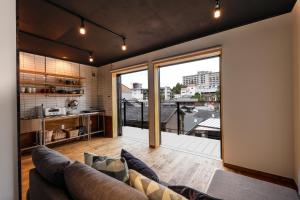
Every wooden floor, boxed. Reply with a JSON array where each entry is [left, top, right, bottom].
[[21, 136, 223, 200], [123, 126, 221, 159]]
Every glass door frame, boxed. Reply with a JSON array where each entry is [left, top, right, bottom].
[[152, 47, 223, 158]]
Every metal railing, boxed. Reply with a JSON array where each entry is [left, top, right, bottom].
[[121, 99, 220, 139], [121, 99, 147, 129]]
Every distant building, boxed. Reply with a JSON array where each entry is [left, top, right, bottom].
[[131, 83, 144, 100], [121, 82, 144, 101], [183, 74, 200, 85], [181, 84, 197, 97], [121, 84, 132, 100], [160, 87, 172, 100], [132, 83, 142, 89], [174, 94, 181, 99], [183, 71, 220, 89]]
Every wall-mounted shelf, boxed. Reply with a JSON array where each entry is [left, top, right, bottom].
[[19, 68, 85, 96], [20, 93, 83, 97], [20, 69, 45, 76], [20, 80, 83, 88], [20, 69, 86, 80]]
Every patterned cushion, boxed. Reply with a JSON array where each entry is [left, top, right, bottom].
[[168, 185, 221, 200], [129, 169, 187, 200], [84, 152, 107, 166], [121, 149, 160, 182], [84, 152, 129, 183]]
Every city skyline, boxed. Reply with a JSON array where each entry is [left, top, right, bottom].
[[121, 57, 220, 89]]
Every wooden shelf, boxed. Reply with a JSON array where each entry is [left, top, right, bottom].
[[20, 69, 45, 76], [47, 93, 83, 97], [20, 93, 42, 95], [45, 134, 89, 145], [20, 69, 85, 79], [20, 80, 83, 88], [46, 72, 85, 79], [48, 83, 83, 88], [20, 81, 46, 86], [20, 93, 83, 97]]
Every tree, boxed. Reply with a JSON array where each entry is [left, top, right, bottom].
[[160, 93, 165, 101], [192, 92, 204, 102], [216, 86, 221, 101], [172, 83, 184, 94]]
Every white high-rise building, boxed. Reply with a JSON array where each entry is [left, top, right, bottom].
[[183, 71, 219, 89]]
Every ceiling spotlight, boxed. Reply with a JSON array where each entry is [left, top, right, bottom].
[[79, 18, 86, 35], [214, 0, 221, 19], [121, 38, 127, 51], [89, 53, 94, 63]]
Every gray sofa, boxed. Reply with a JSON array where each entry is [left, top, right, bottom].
[[27, 146, 148, 200], [28, 146, 299, 200]]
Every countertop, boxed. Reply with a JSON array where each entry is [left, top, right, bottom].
[[21, 110, 105, 121]]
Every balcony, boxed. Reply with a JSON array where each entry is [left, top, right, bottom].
[[122, 126, 221, 159], [121, 100, 221, 159]]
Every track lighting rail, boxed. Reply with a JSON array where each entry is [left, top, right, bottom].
[[44, 0, 126, 40], [20, 30, 93, 56]]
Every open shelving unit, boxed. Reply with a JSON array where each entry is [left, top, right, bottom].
[[42, 111, 105, 146], [19, 68, 86, 97]]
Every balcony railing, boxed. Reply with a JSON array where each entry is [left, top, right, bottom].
[[121, 99, 221, 140]]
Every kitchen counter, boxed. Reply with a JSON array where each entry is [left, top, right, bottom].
[[20, 109, 106, 151], [21, 110, 105, 121], [43, 110, 105, 121]]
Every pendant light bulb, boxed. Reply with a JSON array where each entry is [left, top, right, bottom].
[[89, 53, 94, 63], [214, 0, 221, 19], [121, 38, 127, 51], [79, 18, 86, 35]]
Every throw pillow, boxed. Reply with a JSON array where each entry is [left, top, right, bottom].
[[84, 152, 129, 183], [32, 145, 72, 188], [129, 169, 187, 200], [121, 149, 159, 182], [84, 152, 107, 166], [168, 185, 221, 200]]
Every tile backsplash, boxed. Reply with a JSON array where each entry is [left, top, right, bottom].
[[20, 52, 99, 119]]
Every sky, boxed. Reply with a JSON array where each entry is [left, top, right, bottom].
[[121, 57, 220, 88]]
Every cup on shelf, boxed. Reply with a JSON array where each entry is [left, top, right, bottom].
[[20, 87, 26, 93], [26, 87, 32, 93], [32, 88, 36, 93]]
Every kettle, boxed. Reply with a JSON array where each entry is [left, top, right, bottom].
[[68, 99, 79, 110]]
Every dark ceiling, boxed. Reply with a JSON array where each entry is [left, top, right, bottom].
[[18, 0, 297, 67]]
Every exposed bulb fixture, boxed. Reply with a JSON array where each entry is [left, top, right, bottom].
[[121, 38, 127, 51], [214, 0, 221, 19], [89, 53, 94, 63], [79, 18, 86, 35]]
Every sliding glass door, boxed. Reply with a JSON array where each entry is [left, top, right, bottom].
[[159, 56, 221, 159]]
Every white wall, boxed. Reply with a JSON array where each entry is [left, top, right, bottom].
[[292, 0, 300, 190], [98, 13, 294, 178], [0, 0, 18, 199]]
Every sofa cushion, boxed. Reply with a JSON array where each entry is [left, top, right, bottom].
[[84, 152, 107, 166], [168, 185, 221, 200], [129, 169, 187, 200], [84, 152, 129, 182], [64, 161, 148, 200], [32, 146, 72, 188], [121, 149, 159, 182]]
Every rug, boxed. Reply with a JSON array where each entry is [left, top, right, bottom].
[[206, 170, 299, 200]]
